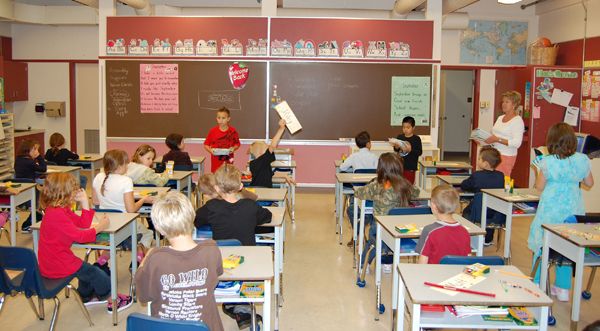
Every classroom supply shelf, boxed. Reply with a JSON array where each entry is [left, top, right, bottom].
[[0, 114, 14, 180]]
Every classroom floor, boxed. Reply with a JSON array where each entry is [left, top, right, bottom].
[[2, 185, 600, 330]]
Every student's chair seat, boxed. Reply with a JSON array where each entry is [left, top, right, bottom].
[[468, 193, 507, 253], [0, 246, 93, 331], [127, 312, 209, 331], [439, 255, 504, 265]]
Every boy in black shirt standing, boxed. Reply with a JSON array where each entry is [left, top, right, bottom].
[[393, 116, 422, 184]]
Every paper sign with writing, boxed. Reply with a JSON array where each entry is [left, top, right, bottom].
[[391, 76, 431, 126], [274, 101, 302, 134], [140, 64, 179, 113]]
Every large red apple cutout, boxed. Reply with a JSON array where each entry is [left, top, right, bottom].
[[229, 62, 249, 90]]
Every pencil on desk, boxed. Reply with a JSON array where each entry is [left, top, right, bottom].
[[523, 287, 540, 297], [223, 269, 232, 275], [495, 269, 533, 279]]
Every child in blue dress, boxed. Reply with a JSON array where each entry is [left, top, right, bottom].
[[528, 123, 594, 301]]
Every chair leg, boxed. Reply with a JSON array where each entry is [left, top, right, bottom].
[[0, 294, 6, 318], [49, 297, 60, 331], [64, 287, 70, 298], [38, 297, 45, 320], [25, 296, 40, 319], [67, 284, 93, 327], [0, 227, 10, 246], [584, 267, 597, 296], [83, 249, 92, 263]]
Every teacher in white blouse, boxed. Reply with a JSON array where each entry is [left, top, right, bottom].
[[483, 91, 525, 177]]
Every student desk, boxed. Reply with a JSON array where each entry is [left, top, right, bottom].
[[154, 156, 205, 175], [243, 160, 297, 220], [132, 186, 171, 246], [31, 212, 140, 326], [334, 172, 377, 244], [40, 165, 81, 179], [437, 175, 466, 186], [396, 264, 552, 331], [0, 183, 36, 246], [352, 190, 432, 269], [481, 188, 541, 264], [334, 160, 344, 220], [540, 223, 600, 331], [67, 154, 103, 177], [373, 214, 485, 326], [418, 161, 472, 191], [218, 246, 275, 331], [168, 170, 193, 200], [263, 206, 286, 326]]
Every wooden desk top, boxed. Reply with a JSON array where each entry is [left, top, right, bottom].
[[335, 172, 376, 184], [168, 170, 193, 180], [73, 155, 102, 161], [155, 156, 205, 164], [398, 264, 552, 307], [542, 223, 600, 248], [375, 213, 485, 239], [241, 172, 286, 184], [245, 160, 297, 168], [30, 212, 139, 235], [252, 188, 287, 202], [43, 165, 81, 174], [436, 175, 468, 185], [263, 206, 285, 228], [0, 182, 36, 194], [218, 246, 274, 281], [419, 160, 472, 169], [480, 188, 541, 202], [412, 190, 431, 201], [334, 160, 343, 167], [133, 186, 171, 199]]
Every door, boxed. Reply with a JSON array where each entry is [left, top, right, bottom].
[[439, 70, 474, 160]]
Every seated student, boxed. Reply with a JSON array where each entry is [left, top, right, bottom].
[[161, 133, 193, 170], [415, 185, 471, 264], [344, 131, 379, 246], [135, 192, 224, 331], [126, 144, 169, 187], [45, 132, 88, 189], [460, 146, 505, 245], [198, 173, 258, 203], [194, 163, 272, 329], [248, 118, 296, 188]]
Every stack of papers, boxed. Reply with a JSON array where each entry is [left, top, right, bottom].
[[453, 306, 508, 318], [469, 128, 492, 146], [388, 138, 409, 156], [213, 148, 233, 156], [215, 281, 242, 297]]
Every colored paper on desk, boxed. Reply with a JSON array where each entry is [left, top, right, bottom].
[[432, 273, 487, 296]]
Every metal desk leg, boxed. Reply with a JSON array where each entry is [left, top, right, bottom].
[[9, 196, 16, 246], [396, 272, 406, 331], [353, 199, 359, 268], [109, 233, 118, 325], [571, 246, 586, 331], [337, 180, 343, 243], [131, 221, 138, 302], [391, 238, 401, 331], [264, 279, 272, 331], [375, 223, 382, 321]]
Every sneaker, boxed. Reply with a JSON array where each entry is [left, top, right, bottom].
[[483, 240, 494, 247], [551, 285, 570, 302], [84, 297, 108, 306], [346, 239, 354, 247], [21, 226, 32, 234], [236, 313, 262, 330], [107, 294, 132, 314], [222, 304, 236, 319]]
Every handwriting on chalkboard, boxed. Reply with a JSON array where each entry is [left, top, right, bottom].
[[198, 90, 241, 111], [140, 64, 179, 113], [107, 67, 132, 117], [390, 76, 430, 126]]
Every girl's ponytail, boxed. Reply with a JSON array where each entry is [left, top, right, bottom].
[[101, 149, 129, 196]]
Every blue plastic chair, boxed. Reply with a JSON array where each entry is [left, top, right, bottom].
[[127, 312, 209, 331], [439, 255, 505, 266], [215, 239, 242, 246], [0, 246, 93, 331]]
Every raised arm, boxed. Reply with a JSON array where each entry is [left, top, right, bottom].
[[268, 119, 287, 153]]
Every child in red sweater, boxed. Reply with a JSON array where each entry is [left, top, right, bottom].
[[38, 172, 132, 313]]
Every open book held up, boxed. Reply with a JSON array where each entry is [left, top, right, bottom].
[[469, 128, 492, 146], [274, 101, 302, 134]]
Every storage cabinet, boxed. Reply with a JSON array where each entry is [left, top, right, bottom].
[[4, 61, 28, 102], [0, 114, 15, 181]]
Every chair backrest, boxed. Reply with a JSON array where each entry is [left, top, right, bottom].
[[45, 160, 58, 166], [215, 239, 242, 246], [439, 255, 505, 266], [3, 178, 35, 184], [0, 246, 54, 298], [134, 184, 157, 187], [93, 208, 123, 213], [388, 207, 432, 216], [126, 312, 210, 331], [173, 165, 191, 171], [352, 168, 376, 188]]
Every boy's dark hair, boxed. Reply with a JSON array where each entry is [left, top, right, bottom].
[[165, 133, 184, 151], [402, 116, 416, 127], [218, 106, 230, 117], [479, 146, 502, 169], [583, 320, 600, 331], [355, 131, 371, 149], [17, 139, 40, 158]]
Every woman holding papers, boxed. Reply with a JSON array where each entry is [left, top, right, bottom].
[[482, 91, 525, 177]]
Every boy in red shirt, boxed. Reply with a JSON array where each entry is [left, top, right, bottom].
[[415, 185, 471, 264], [204, 107, 241, 173]]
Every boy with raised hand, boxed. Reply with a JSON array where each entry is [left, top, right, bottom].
[[416, 185, 471, 264], [461, 146, 505, 245], [135, 191, 224, 331], [392, 116, 423, 185], [248, 118, 296, 188]]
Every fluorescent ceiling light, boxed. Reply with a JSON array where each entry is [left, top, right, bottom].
[[498, 0, 522, 4]]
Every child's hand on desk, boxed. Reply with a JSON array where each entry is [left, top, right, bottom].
[[95, 214, 110, 234], [141, 195, 154, 204], [278, 118, 287, 128]]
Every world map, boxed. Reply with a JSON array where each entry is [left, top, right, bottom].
[[460, 20, 528, 65]]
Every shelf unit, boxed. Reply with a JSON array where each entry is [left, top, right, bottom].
[[0, 113, 14, 180]]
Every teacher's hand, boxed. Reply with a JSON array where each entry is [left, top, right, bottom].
[[483, 135, 499, 144]]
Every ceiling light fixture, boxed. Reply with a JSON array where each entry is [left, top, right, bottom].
[[498, 0, 522, 4]]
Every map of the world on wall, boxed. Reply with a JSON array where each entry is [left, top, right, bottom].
[[460, 20, 528, 65]]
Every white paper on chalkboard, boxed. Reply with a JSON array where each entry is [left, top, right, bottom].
[[274, 101, 302, 134]]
